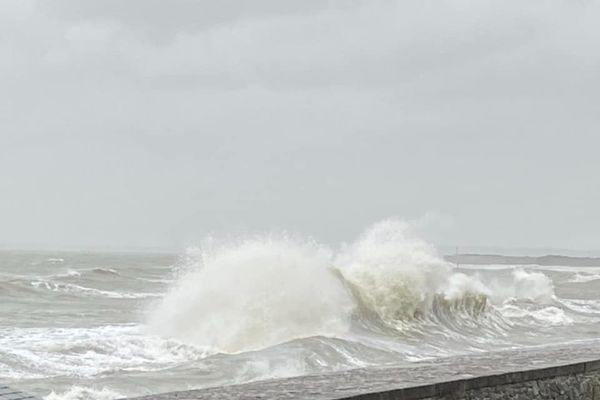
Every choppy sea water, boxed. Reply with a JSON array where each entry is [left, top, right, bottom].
[[2, 221, 600, 400]]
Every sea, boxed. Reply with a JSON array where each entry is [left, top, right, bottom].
[[2, 220, 600, 400]]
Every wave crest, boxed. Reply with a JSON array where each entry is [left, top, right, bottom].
[[44, 386, 123, 400], [336, 220, 489, 325], [146, 219, 559, 353], [145, 238, 354, 353]]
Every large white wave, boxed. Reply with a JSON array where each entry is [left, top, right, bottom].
[[146, 219, 559, 353], [145, 238, 355, 353], [335, 220, 489, 324]]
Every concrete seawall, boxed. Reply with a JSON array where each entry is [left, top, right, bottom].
[[128, 341, 600, 400]]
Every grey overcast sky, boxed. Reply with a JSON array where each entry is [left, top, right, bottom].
[[1, 0, 599, 251]]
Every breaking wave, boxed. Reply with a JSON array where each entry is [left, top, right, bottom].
[[569, 273, 600, 283], [4, 218, 600, 400], [90, 268, 121, 276], [0, 325, 204, 379], [29, 281, 159, 299], [146, 220, 559, 354], [146, 238, 354, 353], [335, 220, 490, 326], [44, 386, 123, 400]]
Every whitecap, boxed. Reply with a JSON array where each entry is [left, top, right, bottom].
[[44, 386, 123, 400]]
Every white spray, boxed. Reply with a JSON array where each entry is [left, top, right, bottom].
[[147, 219, 558, 353], [146, 237, 354, 353]]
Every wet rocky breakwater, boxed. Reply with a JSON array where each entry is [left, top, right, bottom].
[[127, 340, 600, 400]]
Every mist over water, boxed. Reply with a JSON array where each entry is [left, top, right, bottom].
[[2, 220, 600, 400]]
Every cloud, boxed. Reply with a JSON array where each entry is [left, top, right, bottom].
[[0, 0, 599, 249], [5, 0, 600, 92], [37, 0, 332, 40]]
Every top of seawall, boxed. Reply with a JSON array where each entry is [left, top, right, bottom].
[[126, 340, 600, 400]]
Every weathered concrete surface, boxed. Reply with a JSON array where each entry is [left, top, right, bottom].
[[423, 371, 600, 400], [127, 340, 600, 399], [0, 384, 37, 400]]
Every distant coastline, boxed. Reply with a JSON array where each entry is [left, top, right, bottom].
[[445, 254, 600, 267]]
